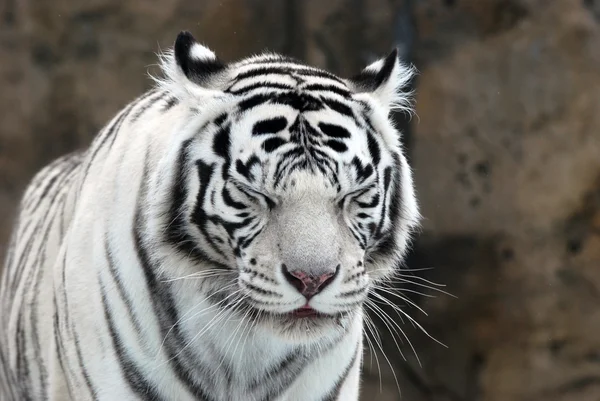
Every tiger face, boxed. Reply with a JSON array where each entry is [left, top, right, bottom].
[[153, 32, 420, 341]]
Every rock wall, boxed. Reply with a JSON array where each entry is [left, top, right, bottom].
[[1, 0, 599, 400], [404, 1, 600, 401]]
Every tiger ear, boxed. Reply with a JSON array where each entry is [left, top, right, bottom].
[[174, 31, 226, 87], [348, 49, 415, 113]]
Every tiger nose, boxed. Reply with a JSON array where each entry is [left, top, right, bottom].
[[282, 265, 340, 299]]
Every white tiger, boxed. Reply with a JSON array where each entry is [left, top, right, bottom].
[[0, 31, 420, 401]]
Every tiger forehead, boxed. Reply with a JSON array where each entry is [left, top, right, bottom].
[[226, 55, 353, 96], [229, 112, 359, 158]]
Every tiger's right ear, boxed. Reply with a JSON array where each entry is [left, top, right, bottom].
[[347, 48, 414, 114], [155, 31, 228, 99], [174, 31, 226, 87]]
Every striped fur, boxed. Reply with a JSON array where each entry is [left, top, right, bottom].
[[0, 31, 420, 401]]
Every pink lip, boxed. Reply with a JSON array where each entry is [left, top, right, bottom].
[[291, 305, 319, 318]]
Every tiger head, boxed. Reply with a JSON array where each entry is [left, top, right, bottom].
[[151, 32, 420, 342]]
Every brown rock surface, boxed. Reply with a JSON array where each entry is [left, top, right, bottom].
[[406, 0, 600, 400], [1, 0, 600, 400]]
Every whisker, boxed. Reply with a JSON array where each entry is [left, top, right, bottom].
[[395, 274, 446, 287], [365, 300, 407, 362], [171, 296, 247, 361], [370, 285, 429, 316], [211, 301, 251, 378], [161, 269, 236, 283], [362, 313, 383, 393], [363, 303, 402, 396], [372, 291, 447, 349], [366, 296, 421, 368], [155, 285, 240, 359], [385, 277, 456, 298], [161, 207, 187, 235], [236, 306, 257, 367]]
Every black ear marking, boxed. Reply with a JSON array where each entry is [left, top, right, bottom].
[[174, 31, 226, 85], [350, 48, 399, 92]]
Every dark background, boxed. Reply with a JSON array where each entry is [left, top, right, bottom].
[[2, 0, 600, 400]]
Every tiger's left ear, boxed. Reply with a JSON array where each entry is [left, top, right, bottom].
[[347, 49, 415, 113]]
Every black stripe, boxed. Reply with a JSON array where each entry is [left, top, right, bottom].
[[130, 91, 168, 123], [59, 250, 71, 341], [162, 96, 179, 111], [10, 161, 79, 398], [79, 102, 136, 191], [275, 92, 323, 112], [99, 281, 166, 401], [252, 117, 288, 136], [350, 157, 374, 184], [337, 287, 368, 298], [163, 140, 229, 269], [26, 156, 78, 215], [227, 82, 294, 95], [233, 65, 346, 85], [324, 140, 347, 153], [248, 350, 302, 392], [370, 155, 403, 258], [356, 192, 379, 208], [21, 154, 77, 212], [10, 201, 55, 296], [15, 313, 30, 401], [321, 345, 361, 401], [80, 89, 158, 191], [104, 236, 144, 336], [71, 324, 99, 401], [303, 83, 351, 98], [53, 297, 76, 401], [257, 333, 351, 401], [318, 123, 351, 139], [380, 166, 393, 235], [388, 154, 403, 229], [242, 55, 302, 65], [262, 137, 287, 153], [134, 151, 219, 401], [222, 187, 248, 210], [235, 156, 260, 182], [321, 98, 355, 119], [237, 93, 270, 112], [0, 344, 20, 401], [212, 124, 231, 160], [193, 161, 228, 259], [214, 113, 228, 126], [238, 224, 263, 249], [25, 163, 96, 400], [27, 199, 66, 399], [366, 130, 381, 165]]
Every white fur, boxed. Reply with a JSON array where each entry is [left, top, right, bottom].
[[189, 42, 217, 61]]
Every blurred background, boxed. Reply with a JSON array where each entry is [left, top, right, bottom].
[[2, 0, 600, 400]]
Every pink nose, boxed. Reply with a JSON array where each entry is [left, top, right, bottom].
[[283, 265, 339, 299]]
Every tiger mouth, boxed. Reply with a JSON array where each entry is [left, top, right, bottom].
[[290, 305, 319, 318], [238, 298, 354, 325], [277, 308, 348, 324]]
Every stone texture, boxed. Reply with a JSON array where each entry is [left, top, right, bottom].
[[1, 0, 600, 400], [406, 0, 600, 400]]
